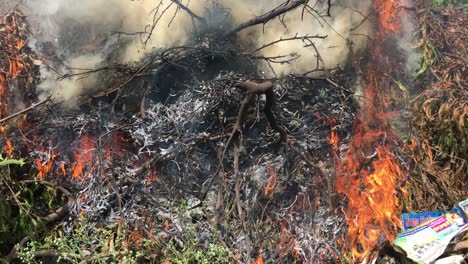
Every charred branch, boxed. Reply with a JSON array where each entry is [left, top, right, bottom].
[[235, 80, 273, 94], [226, 0, 308, 36], [4, 236, 30, 263], [19, 180, 75, 223], [198, 80, 289, 207], [0, 97, 50, 124], [249, 34, 327, 54], [171, 0, 207, 25]]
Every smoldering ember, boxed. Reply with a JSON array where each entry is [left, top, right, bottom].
[[0, 0, 466, 263]]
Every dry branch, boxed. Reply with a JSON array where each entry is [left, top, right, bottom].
[[249, 34, 327, 54], [226, 0, 308, 36], [20, 180, 75, 223], [171, 0, 206, 25], [4, 236, 30, 263], [0, 97, 50, 124], [198, 80, 288, 207], [235, 80, 273, 94]]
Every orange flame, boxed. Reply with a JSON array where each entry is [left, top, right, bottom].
[[328, 130, 339, 151], [336, 145, 404, 259], [0, 13, 29, 157], [335, 0, 408, 261], [376, 0, 401, 33], [72, 135, 95, 180], [36, 149, 58, 180], [264, 165, 277, 198], [4, 140, 14, 156], [252, 252, 263, 264]]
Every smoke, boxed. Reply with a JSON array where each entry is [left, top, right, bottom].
[[23, 0, 371, 104], [399, 15, 419, 75], [224, 0, 371, 76], [35, 54, 104, 105]]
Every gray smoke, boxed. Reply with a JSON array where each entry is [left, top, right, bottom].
[[23, 0, 371, 104]]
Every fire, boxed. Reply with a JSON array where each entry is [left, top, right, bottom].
[[335, 0, 409, 261], [376, 0, 401, 33], [252, 252, 264, 264], [32, 134, 101, 181], [72, 135, 96, 180], [36, 148, 59, 180], [4, 140, 14, 156], [336, 145, 404, 259], [0, 12, 29, 158], [328, 130, 339, 151], [264, 165, 277, 198]]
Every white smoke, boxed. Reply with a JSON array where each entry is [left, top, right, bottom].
[[224, 0, 371, 75], [23, 0, 371, 104]]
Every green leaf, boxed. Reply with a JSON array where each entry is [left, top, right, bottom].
[[416, 53, 429, 77], [0, 157, 26, 166], [395, 80, 407, 91], [0, 199, 11, 232]]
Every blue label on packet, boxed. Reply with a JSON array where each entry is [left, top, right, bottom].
[[402, 211, 445, 230], [401, 207, 465, 230]]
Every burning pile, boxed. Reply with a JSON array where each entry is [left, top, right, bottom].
[[335, 0, 416, 261], [1, 2, 358, 261], [0, 10, 39, 154], [0, 0, 465, 263]]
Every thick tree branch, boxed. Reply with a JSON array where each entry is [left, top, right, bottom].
[[197, 81, 288, 207], [235, 80, 273, 94]]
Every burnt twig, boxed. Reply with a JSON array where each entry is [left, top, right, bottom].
[[4, 236, 30, 263], [226, 0, 308, 36], [198, 80, 288, 207], [249, 34, 327, 54], [0, 96, 51, 124], [19, 180, 75, 223], [171, 0, 206, 25]]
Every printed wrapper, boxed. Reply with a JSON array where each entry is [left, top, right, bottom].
[[458, 199, 468, 219], [402, 211, 446, 230], [402, 206, 466, 230], [393, 212, 468, 264]]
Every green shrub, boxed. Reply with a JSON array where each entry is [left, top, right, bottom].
[[163, 227, 231, 264]]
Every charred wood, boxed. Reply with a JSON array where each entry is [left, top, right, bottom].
[[226, 0, 308, 36]]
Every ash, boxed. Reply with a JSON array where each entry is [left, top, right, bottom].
[[19, 34, 358, 262], [31, 64, 355, 263]]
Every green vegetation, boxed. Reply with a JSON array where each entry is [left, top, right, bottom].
[[0, 156, 47, 256], [432, 0, 467, 7], [12, 219, 232, 264], [415, 39, 437, 77], [16, 221, 144, 264], [162, 227, 231, 264], [432, 0, 468, 12], [4, 196, 233, 263]]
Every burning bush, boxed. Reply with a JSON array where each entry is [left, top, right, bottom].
[[0, 0, 466, 263]]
